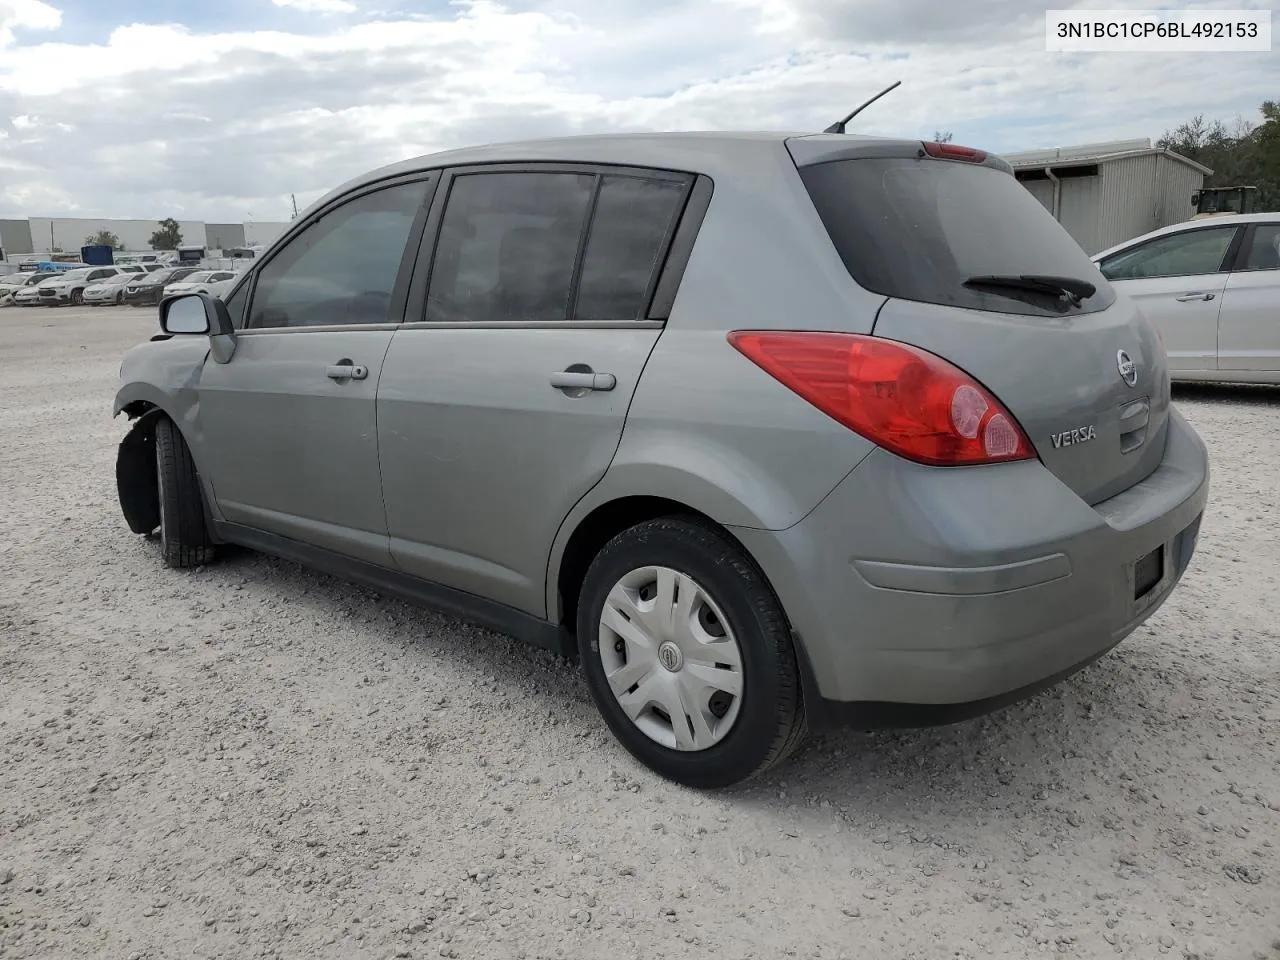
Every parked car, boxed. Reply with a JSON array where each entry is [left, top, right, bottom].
[[37, 266, 120, 305], [162, 270, 236, 298], [122, 267, 200, 306], [13, 283, 51, 306], [1094, 212, 1280, 383], [0, 271, 55, 306], [115, 132, 1209, 788], [83, 272, 140, 305], [202, 272, 248, 301]]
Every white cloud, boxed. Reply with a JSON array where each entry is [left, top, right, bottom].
[[272, 0, 357, 13], [0, 0, 61, 47], [0, 0, 1271, 220]]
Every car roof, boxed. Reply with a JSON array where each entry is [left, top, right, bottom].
[[1093, 211, 1280, 261], [307, 130, 930, 214]]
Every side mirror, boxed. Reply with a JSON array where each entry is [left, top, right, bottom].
[[159, 294, 210, 334], [159, 292, 237, 363]]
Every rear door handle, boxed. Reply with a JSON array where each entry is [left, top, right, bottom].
[[1174, 293, 1215, 302], [326, 361, 368, 381], [549, 371, 616, 391]]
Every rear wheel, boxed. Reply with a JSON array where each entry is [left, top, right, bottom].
[[154, 418, 216, 568], [577, 517, 806, 789]]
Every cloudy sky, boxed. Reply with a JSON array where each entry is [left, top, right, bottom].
[[0, 0, 1273, 222]]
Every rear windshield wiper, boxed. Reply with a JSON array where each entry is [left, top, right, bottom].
[[963, 274, 1097, 306]]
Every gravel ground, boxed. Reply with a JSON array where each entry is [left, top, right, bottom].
[[2, 304, 1278, 960]]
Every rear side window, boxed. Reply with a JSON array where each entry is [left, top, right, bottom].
[[1240, 223, 1280, 272], [427, 172, 595, 324], [424, 169, 691, 324], [799, 157, 1115, 317]]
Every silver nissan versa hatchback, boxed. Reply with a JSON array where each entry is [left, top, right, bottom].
[[114, 132, 1210, 788]]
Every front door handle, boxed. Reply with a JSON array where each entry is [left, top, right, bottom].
[[326, 360, 368, 381], [1174, 292, 1215, 302], [549, 370, 616, 392]]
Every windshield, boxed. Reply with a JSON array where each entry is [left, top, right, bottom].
[[798, 157, 1115, 317], [176, 271, 214, 283]]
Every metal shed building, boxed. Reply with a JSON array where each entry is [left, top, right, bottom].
[[999, 138, 1212, 255]]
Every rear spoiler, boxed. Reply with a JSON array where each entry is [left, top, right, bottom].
[[785, 135, 1014, 176]]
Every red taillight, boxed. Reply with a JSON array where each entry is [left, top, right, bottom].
[[727, 331, 1035, 467], [922, 141, 988, 163]]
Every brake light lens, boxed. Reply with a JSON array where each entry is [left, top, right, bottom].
[[727, 331, 1036, 466], [922, 141, 988, 163]]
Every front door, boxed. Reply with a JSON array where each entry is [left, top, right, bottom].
[[195, 176, 434, 566], [377, 166, 693, 615], [1217, 222, 1280, 373], [1098, 223, 1241, 373]]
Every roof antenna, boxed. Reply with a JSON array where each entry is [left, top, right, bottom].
[[823, 80, 902, 134]]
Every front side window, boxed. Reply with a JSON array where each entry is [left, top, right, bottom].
[[248, 179, 430, 329], [1100, 226, 1238, 280]]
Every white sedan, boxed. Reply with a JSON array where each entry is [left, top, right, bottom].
[[1094, 212, 1280, 383], [83, 272, 138, 305], [163, 270, 236, 298]]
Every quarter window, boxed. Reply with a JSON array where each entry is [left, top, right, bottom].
[[1099, 226, 1238, 280], [575, 176, 687, 322], [247, 179, 429, 329]]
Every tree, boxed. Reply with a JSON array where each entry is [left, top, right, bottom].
[[84, 229, 123, 250], [1157, 100, 1280, 212], [149, 218, 183, 251], [932, 130, 954, 143]]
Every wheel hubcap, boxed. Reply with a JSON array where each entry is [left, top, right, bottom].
[[597, 565, 744, 752]]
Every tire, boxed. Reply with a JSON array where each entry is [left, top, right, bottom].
[[154, 417, 216, 568], [115, 291, 124, 305], [577, 517, 806, 789], [70, 288, 83, 305]]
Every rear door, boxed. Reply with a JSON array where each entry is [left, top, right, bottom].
[[792, 145, 1173, 506], [195, 175, 435, 565], [1216, 221, 1280, 373], [1094, 224, 1242, 373], [377, 164, 694, 616]]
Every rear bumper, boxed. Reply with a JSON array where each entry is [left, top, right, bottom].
[[730, 406, 1209, 724]]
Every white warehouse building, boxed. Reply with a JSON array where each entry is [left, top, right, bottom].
[[1000, 138, 1211, 255], [0, 216, 292, 261]]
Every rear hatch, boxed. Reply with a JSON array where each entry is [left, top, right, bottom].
[[788, 137, 1169, 505]]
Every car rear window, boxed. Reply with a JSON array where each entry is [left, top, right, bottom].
[[798, 157, 1115, 317]]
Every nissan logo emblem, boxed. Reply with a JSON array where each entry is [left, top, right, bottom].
[[1117, 349, 1138, 387]]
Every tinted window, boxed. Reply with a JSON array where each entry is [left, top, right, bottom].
[[799, 157, 1115, 317], [1240, 224, 1280, 272], [1099, 226, 1237, 280], [222, 275, 251, 329], [575, 175, 687, 322], [425, 172, 594, 323], [248, 179, 428, 329]]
